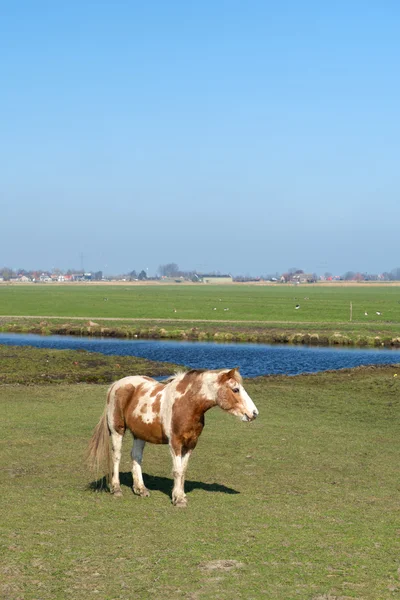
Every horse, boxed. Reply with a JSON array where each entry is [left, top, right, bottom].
[[87, 367, 259, 507]]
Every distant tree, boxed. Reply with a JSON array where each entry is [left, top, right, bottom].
[[288, 267, 303, 275], [0, 267, 14, 280], [158, 263, 179, 277], [128, 270, 137, 280], [391, 267, 400, 280], [138, 270, 147, 280], [93, 271, 103, 281], [324, 272, 332, 279], [343, 271, 355, 281]]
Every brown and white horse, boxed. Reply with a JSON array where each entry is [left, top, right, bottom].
[[87, 368, 258, 507]]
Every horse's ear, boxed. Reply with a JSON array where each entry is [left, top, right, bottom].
[[226, 367, 240, 379]]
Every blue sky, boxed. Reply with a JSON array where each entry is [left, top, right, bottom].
[[1, 1, 399, 276]]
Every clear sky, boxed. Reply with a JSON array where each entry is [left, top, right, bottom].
[[1, 1, 399, 276]]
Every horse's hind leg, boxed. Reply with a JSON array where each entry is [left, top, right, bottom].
[[110, 431, 124, 497], [131, 438, 150, 497]]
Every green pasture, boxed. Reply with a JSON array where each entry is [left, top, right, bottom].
[[2, 283, 400, 346], [1, 283, 400, 324], [1, 346, 399, 599]]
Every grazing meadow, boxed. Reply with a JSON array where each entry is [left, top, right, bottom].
[[1, 283, 400, 346], [1, 346, 399, 599]]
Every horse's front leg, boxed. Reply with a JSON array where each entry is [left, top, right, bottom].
[[170, 445, 192, 507], [131, 438, 150, 497]]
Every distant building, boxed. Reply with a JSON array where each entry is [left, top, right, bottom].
[[292, 273, 315, 284]]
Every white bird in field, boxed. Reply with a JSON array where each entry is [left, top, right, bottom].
[[224, 308, 229, 311], [364, 312, 368, 316], [376, 311, 381, 315], [295, 304, 300, 310], [173, 309, 177, 313], [213, 307, 217, 310]]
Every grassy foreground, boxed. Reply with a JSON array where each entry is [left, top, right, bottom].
[[1, 350, 399, 598], [1, 283, 400, 346]]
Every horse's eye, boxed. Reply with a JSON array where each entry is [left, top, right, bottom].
[[232, 387, 240, 393]]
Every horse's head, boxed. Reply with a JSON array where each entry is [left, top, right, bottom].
[[216, 368, 259, 422]]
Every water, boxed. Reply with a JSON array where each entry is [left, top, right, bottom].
[[1, 332, 399, 378]]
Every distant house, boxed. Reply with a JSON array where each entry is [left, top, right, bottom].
[[292, 273, 315, 284], [202, 275, 233, 284]]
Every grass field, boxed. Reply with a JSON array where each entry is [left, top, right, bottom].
[[1, 283, 400, 346], [1, 283, 400, 323], [1, 347, 399, 599]]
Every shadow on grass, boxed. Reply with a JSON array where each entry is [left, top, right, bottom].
[[88, 471, 239, 497]]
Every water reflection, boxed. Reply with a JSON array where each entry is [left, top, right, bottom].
[[0, 332, 399, 378]]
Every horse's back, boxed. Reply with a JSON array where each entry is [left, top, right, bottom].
[[109, 375, 155, 393]]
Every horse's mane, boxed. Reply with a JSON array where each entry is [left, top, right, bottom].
[[162, 369, 205, 384], [162, 368, 241, 384]]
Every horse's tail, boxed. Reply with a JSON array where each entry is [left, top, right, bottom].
[[87, 390, 112, 484]]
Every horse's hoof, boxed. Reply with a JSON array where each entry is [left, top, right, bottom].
[[173, 499, 187, 508], [112, 489, 123, 498], [133, 487, 150, 498]]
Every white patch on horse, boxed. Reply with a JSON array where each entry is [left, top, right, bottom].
[[160, 373, 183, 440], [107, 376, 155, 429], [200, 371, 219, 401], [160, 370, 203, 439], [132, 390, 157, 423], [238, 383, 259, 421]]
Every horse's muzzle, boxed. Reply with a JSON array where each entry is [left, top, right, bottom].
[[243, 410, 258, 422]]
